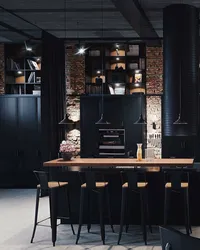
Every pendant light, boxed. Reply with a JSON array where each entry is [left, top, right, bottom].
[[95, 0, 110, 125], [173, 53, 187, 125], [133, 0, 146, 125], [134, 93, 147, 124], [59, 0, 74, 126]]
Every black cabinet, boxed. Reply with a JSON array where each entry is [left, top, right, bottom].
[[0, 95, 41, 187], [80, 95, 144, 158], [162, 136, 195, 158]]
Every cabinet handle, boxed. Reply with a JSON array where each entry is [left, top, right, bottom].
[[37, 150, 41, 157]]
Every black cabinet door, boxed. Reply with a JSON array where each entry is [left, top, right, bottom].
[[123, 96, 144, 156], [80, 96, 99, 157], [18, 96, 41, 171], [162, 136, 195, 158], [0, 96, 19, 173]]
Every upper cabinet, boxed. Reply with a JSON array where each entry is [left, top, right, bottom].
[[85, 43, 146, 95], [5, 43, 42, 95]]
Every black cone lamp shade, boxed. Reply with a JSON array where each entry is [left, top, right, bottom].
[[173, 113, 187, 125], [134, 113, 147, 124], [134, 93, 147, 125], [95, 113, 110, 125], [173, 52, 188, 125], [59, 114, 74, 125]]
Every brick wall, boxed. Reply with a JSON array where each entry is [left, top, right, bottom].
[[0, 44, 5, 95], [65, 44, 85, 155], [146, 46, 163, 158]]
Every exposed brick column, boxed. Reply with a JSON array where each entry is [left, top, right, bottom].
[[65, 44, 85, 155], [146, 46, 163, 158], [0, 44, 5, 95]]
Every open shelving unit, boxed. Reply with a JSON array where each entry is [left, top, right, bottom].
[[85, 43, 146, 95], [5, 43, 42, 95]]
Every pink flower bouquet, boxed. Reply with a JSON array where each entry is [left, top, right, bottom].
[[60, 140, 75, 160]]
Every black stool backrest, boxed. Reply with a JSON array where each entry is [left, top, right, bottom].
[[160, 226, 200, 250], [121, 168, 147, 190], [33, 170, 49, 190], [85, 171, 96, 189], [79, 169, 105, 189], [164, 169, 189, 190]]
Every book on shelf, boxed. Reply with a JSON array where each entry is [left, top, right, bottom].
[[27, 59, 40, 70]]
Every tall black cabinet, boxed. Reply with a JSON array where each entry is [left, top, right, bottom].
[[80, 95, 145, 158], [0, 95, 41, 187]]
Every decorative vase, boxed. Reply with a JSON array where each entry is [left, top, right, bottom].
[[137, 143, 142, 161], [61, 152, 73, 161]]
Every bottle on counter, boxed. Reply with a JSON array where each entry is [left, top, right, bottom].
[[137, 143, 142, 161]]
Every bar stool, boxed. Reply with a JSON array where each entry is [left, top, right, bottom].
[[76, 170, 114, 245], [118, 169, 152, 245], [164, 169, 191, 235], [30, 170, 75, 246]]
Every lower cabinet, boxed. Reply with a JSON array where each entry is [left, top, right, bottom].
[[0, 95, 41, 187]]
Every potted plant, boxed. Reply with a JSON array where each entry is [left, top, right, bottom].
[[59, 140, 76, 161]]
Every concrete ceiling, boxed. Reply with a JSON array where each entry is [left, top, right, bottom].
[[0, 0, 199, 42]]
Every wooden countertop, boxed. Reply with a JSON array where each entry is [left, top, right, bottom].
[[43, 158, 194, 167]]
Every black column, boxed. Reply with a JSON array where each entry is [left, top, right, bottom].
[[163, 4, 199, 136], [41, 31, 65, 161]]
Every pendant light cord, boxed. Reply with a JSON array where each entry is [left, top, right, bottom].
[[179, 53, 182, 115], [101, 0, 104, 116]]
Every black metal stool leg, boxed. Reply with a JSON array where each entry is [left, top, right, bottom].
[[66, 186, 75, 235], [164, 188, 170, 226], [145, 187, 152, 233], [185, 188, 192, 234], [125, 189, 130, 233], [87, 189, 91, 233], [118, 187, 127, 245], [99, 189, 105, 244], [76, 188, 85, 244], [184, 188, 190, 235], [140, 189, 147, 245], [106, 185, 114, 232], [49, 193, 52, 229], [50, 187, 58, 247], [30, 187, 40, 243]]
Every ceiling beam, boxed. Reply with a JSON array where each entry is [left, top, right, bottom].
[[0, 21, 35, 39], [0, 28, 136, 32], [111, 0, 160, 45], [0, 8, 117, 13]]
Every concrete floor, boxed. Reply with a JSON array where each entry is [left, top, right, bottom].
[[0, 189, 198, 250]]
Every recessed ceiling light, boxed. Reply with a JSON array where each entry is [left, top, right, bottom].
[[97, 70, 101, 74], [116, 57, 120, 61], [17, 70, 23, 74]]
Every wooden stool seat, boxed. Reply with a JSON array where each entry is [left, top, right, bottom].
[[122, 182, 148, 188], [37, 181, 68, 189], [165, 182, 188, 188], [81, 182, 108, 188]]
